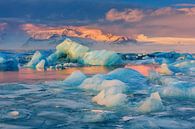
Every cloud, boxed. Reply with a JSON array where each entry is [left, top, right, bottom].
[[177, 7, 195, 16], [106, 8, 144, 22], [151, 7, 176, 16], [106, 6, 195, 23]]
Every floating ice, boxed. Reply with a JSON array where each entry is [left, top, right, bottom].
[[92, 87, 127, 107], [0, 53, 18, 71], [138, 92, 164, 113], [46, 50, 64, 65], [98, 80, 127, 92], [56, 38, 90, 62], [107, 68, 147, 87], [36, 59, 46, 71], [80, 74, 106, 90], [63, 71, 87, 86], [156, 63, 173, 75], [26, 51, 45, 68], [159, 84, 195, 99], [8, 111, 19, 117], [83, 50, 123, 66], [83, 110, 115, 123]]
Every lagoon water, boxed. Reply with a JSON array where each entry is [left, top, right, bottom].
[[0, 65, 195, 129]]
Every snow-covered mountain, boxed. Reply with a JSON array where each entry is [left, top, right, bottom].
[[21, 24, 130, 43]]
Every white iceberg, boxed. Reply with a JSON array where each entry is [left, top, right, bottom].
[[138, 92, 164, 113], [56, 38, 90, 62], [63, 71, 87, 86]]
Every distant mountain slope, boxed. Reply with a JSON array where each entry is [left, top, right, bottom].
[[21, 24, 131, 43]]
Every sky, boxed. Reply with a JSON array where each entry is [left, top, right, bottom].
[[0, 0, 195, 50]]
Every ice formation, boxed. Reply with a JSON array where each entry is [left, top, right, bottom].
[[36, 59, 46, 71], [56, 38, 90, 62], [0, 53, 18, 71], [156, 63, 173, 75], [80, 74, 106, 90], [92, 87, 127, 107], [83, 50, 123, 66], [138, 92, 164, 113], [26, 51, 45, 68], [79, 68, 147, 107], [107, 68, 147, 87], [26, 38, 123, 68], [63, 71, 87, 86]]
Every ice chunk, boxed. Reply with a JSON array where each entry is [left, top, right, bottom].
[[84, 110, 115, 123], [92, 87, 127, 107], [26, 51, 45, 68], [83, 50, 123, 66], [8, 111, 19, 117], [138, 92, 164, 113], [156, 63, 173, 75], [107, 68, 147, 86], [56, 38, 90, 62], [46, 50, 64, 65], [0, 53, 18, 71], [36, 59, 46, 71], [80, 74, 106, 90], [99, 80, 127, 92], [159, 83, 195, 99], [160, 86, 185, 98], [63, 71, 87, 86]]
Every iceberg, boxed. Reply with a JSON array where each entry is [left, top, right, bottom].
[[83, 50, 123, 66], [138, 92, 164, 113], [0, 53, 18, 71], [46, 50, 64, 65], [54, 38, 122, 66], [26, 51, 45, 68], [63, 71, 87, 86], [56, 38, 90, 62]]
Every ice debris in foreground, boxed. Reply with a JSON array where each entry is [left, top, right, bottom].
[[138, 92, 164, 113], [92, 87, 127, 107], [67, 68, 147, 107]]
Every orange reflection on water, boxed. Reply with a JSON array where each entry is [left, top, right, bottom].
[[0, 66, 114, 83], [125, 64, 159, 76]]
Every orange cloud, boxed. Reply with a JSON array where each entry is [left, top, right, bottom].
[[21, 23, 129, 43], [106, 8, 144, 22]]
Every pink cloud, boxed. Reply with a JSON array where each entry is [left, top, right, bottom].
[[151, 7, 176, 16], [106, 8, 144, 22]]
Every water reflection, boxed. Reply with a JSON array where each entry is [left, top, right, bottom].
[[0, 66, 116, 83]]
